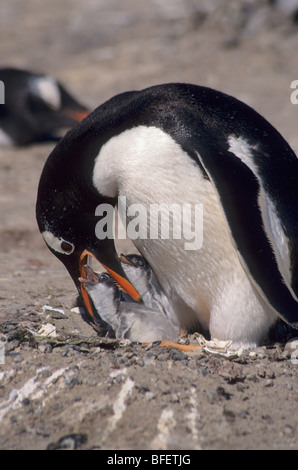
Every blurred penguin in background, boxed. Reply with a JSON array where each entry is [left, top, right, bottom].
[[0, 67, 89, 145]]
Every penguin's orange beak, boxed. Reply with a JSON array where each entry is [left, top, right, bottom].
[[65, 109, 90, 122], [79, 250, 142, 321]]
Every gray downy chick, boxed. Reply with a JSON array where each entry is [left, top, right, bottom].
[[79, 265, 179, 343], [119, 253, 178, 327]]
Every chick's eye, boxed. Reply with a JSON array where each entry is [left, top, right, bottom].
[[61, 241, 74, 254]]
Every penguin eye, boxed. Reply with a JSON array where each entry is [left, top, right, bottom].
[[61, 241, 74, 254], [42, 230, 74, 256]]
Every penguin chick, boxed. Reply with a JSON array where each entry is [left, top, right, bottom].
[[119, 253, 178, 326], [79, 265, 179, 343], [79, 268, 120, 333], [118, 253, 153, 298]]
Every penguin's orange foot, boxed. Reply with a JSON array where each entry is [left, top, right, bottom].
[[142, 339, 202, 352]]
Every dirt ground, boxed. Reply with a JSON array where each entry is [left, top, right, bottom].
[[1, 0, 298, 451]]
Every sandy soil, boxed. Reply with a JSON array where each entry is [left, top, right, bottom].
[[0, 0, 298, 450]]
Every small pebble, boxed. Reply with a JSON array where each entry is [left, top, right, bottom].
[[217, 386, 232, 400], [5, 340, 19, 352], [38, 342, 52, 353], [199, 367, 208, 377], [157, 353, 169, 362], [13, 354, 24, 363], [145, 391, 155, 401], [9, 389, 18, 401], [135, 358, 144, 367], [86, 377, 97, 386], [64, 370, 80, 389], [283, 425, 295, 437], [264, 379, 274, 387], [170, 349, 188, 362], [223, 407, 236, 423], [247, 374, 259, 382], [169, 392, 180, 403], [147, 351, 158, 359], [47, 433, 87, 450]]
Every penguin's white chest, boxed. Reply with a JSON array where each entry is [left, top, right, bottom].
[[93, 126, 278, 346]]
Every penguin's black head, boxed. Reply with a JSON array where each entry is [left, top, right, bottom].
[[36, 130, 142, 323]]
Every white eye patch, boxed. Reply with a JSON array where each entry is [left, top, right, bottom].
[[42, 230, 74, 255], [32, 76, 61, 110]]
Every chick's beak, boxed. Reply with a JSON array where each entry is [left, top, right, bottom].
[[79, 249, 142, 321], [118, 253, 132, 265]]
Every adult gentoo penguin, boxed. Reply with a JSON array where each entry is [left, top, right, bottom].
[[0, 67, 89, 145], [36, 83, 298, 348]]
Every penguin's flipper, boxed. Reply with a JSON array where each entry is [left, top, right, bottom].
[[196, 134, 298, 328]]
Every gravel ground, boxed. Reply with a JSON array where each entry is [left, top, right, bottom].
[[0, 0, 298, 451]]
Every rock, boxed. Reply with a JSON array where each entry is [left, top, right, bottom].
[[64, 368, 81, 389], [169, 349, 189, 362], [264, 379, 274, 387], [38, 341, 52, 353], [223, 407, 236, 423], [46, 433, 88, 450]]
